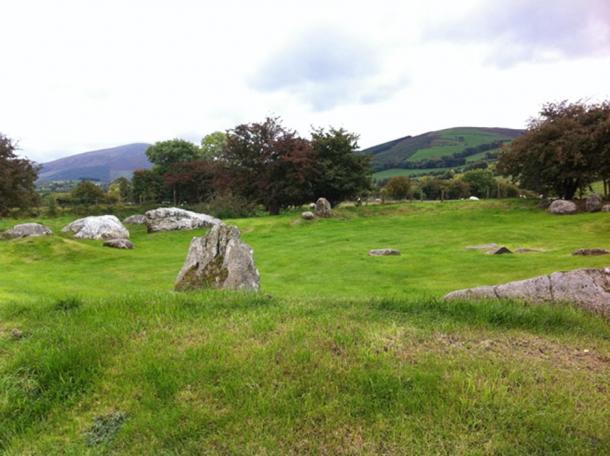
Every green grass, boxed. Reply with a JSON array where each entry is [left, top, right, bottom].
[[1, 200, 609, 454], [373, 167, 454, 180]]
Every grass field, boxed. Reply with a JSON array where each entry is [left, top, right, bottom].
[[1, 200, 609, 454], [372, 167, 453, 180]]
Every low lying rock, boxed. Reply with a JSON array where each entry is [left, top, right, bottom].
[[585, 194, 602, 212], [469, 196, 480, 201], [549, 199, 577, 215], [369, 249, 401, 256], [314, 198, 332, 218], [487, 246, 512, 255], [602, 204, 610, 212], [465, 243, 498, 251], [145, 207, 221, 233], [175, 224, 259, 292], [1, 223, 52, 239], [572, 248, 609, 256], [103, 238, 134, 249], [444, 267, 610, 318], [123, 214, 146, 225], [515, 247, 545, 253], [301, 211, 315, 220], [62, 215, 129, 240], [10, 328, 24, 340]]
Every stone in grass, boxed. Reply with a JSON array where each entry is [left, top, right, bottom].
[[548, 199, 577, 215], [515, 247, 545, 253], [10, 328, 24, 340], [487, 246, 512, 255], [369, 249, 401, 256], [572, 248, 609, 256], [301, 211, 315, 220], [1, 223, 52, 239], [123, 214, 146, 225], [465, 243, 498, 251], [84, 411, 128, 447], [314, 197, 332, 218], [103, 238, 134, 249]]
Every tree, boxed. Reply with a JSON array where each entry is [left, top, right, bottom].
[[71, 180, 106, 205], [462, 170, 496, 198], [145, 139, 202, 173], [384, 176, 412, 200], [310, 127, 372, 205], [0, 133, 40, 216], [223, 117, 316, 214], [200, 131, 227, 160], [497, 100, 610, 199], [132, 169, 164, 203], [164, 160, 221, 204], [108, 177, 132, 203]]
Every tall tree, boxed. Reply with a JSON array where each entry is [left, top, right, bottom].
[[0, 133, 39, 216], [145, 139, 202, 173], [71, 180, 106, 205], [497, 101, 610, 199], [310, 127, 371, 205], [164, 160, 222, 204], [132, 169, 164, 204], [200, 131, 227, 160]]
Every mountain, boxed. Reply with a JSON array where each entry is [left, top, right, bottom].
[[361, 127, 524, 175], [38, 143, 152, 183]]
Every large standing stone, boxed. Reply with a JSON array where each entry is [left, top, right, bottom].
[[145, 207, 221, 233], [444, 267, 610, 318], [123, 214, 147, 225], [62, 215, 129, 240], [314, 198, 332, 218], [548, 199, 577, 215], [1, 223, 52, 239], [585, 194, 602, 212], [175, 224, 259, 292]]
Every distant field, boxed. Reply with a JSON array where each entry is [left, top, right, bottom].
[[373, 167, 454, 180], [1, 201, 609, 454], [407, 129, 504, 162]]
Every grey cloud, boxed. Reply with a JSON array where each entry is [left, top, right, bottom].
[[428, 0, 610, 66], [250, 28, 403, 110]]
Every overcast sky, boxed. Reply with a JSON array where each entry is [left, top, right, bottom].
[[1, 0, 609, 163]]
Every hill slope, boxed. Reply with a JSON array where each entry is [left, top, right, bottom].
[[38, 143, 152, 183], [361, 127, 523, 173]]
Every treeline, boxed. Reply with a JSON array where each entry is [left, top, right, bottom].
[[376, 140, 507, 171]]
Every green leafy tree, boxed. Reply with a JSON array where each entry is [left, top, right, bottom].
[[0, 133, 40, 216], [384, 176, 412, 200], [310, 128, 372, 205], [71, 181, 106, 205], [132, 169, 164, 204], [200, 131, 227, 160], [108, 177, 132, 203], [461, 170, 496, 198], [145, 139, 202, 173]]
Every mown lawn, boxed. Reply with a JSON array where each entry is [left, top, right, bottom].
[[1, 200, 609, 454]]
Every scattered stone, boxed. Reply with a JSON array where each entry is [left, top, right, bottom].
[[369, 249, 401, 256], [487, 246, 512, 255], [123, 214, 146, 225], [549, 199, 577, 215], [465, 243, 498, 251], [314, 198, 332, 218], [175, 224, 260, 292], [103, 238, 134, 249], [585, 194, 602, 212], [1, 223, 52, 240], [301, 211, 315, 220], [444, 267, 610, 318], [145, 207, 221, 233], [572, 248, 609, 256], [515, 247, 545, 253], [602, 204, 610, 212], [62, 215, 129, 240], [309, 203, 316, 210], [10, 328, 24, 340], [84, 411, 128, 447], [469, 196, 480, 201]]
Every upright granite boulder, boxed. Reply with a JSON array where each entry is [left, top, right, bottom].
[[444, 267, 610, 318], [62, 215, 129, 240], [314, 198, 332, 218], [175, 224, 259, 292], [145, 207, 221, 233], [1, 223, 52, 239], [548, 199, 577, 215], [585, 194, 602, 212]]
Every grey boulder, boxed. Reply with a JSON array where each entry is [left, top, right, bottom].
[[548, 199, 577, 215], [444, 267, 610, 318], [585, 194, 602, 212], [465, 243, 498, 251], [301, 211, 315, 220], [369, 249, 401, 256], [314, 198, 332, 218], [62, 215, 129, 240], [123, 214, 147, 225], [602, 204, 610, 212], [1, 223, 52, 239], [175, 224, 259, 292], [145, 207, 221, 233], [103, 238, 134, 249], [572, 248, 609, 256]]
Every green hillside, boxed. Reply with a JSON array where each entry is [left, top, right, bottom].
[[362, 127, 523, 179]]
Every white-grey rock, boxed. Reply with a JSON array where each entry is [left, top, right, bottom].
[[585, 194, 602, 212], [369, 249, 401, 256], [549, 199, 577, 215], [469, 196, 480, 201], [465, 243, 498, 251], [515, 247, 545, 253], [103, 238, 134, 249], [314, 198, 332, 218], [602, 204, 610, 212], [444, 267, 610, 318], [1, 223, 52, 239], [301, 211, 315, 220], [62, 215, 129, 240], [572, 248, 609, 256], [123, 214, 147, 225], [175, 224, 259, 292], [145, 207, 221, 233]]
